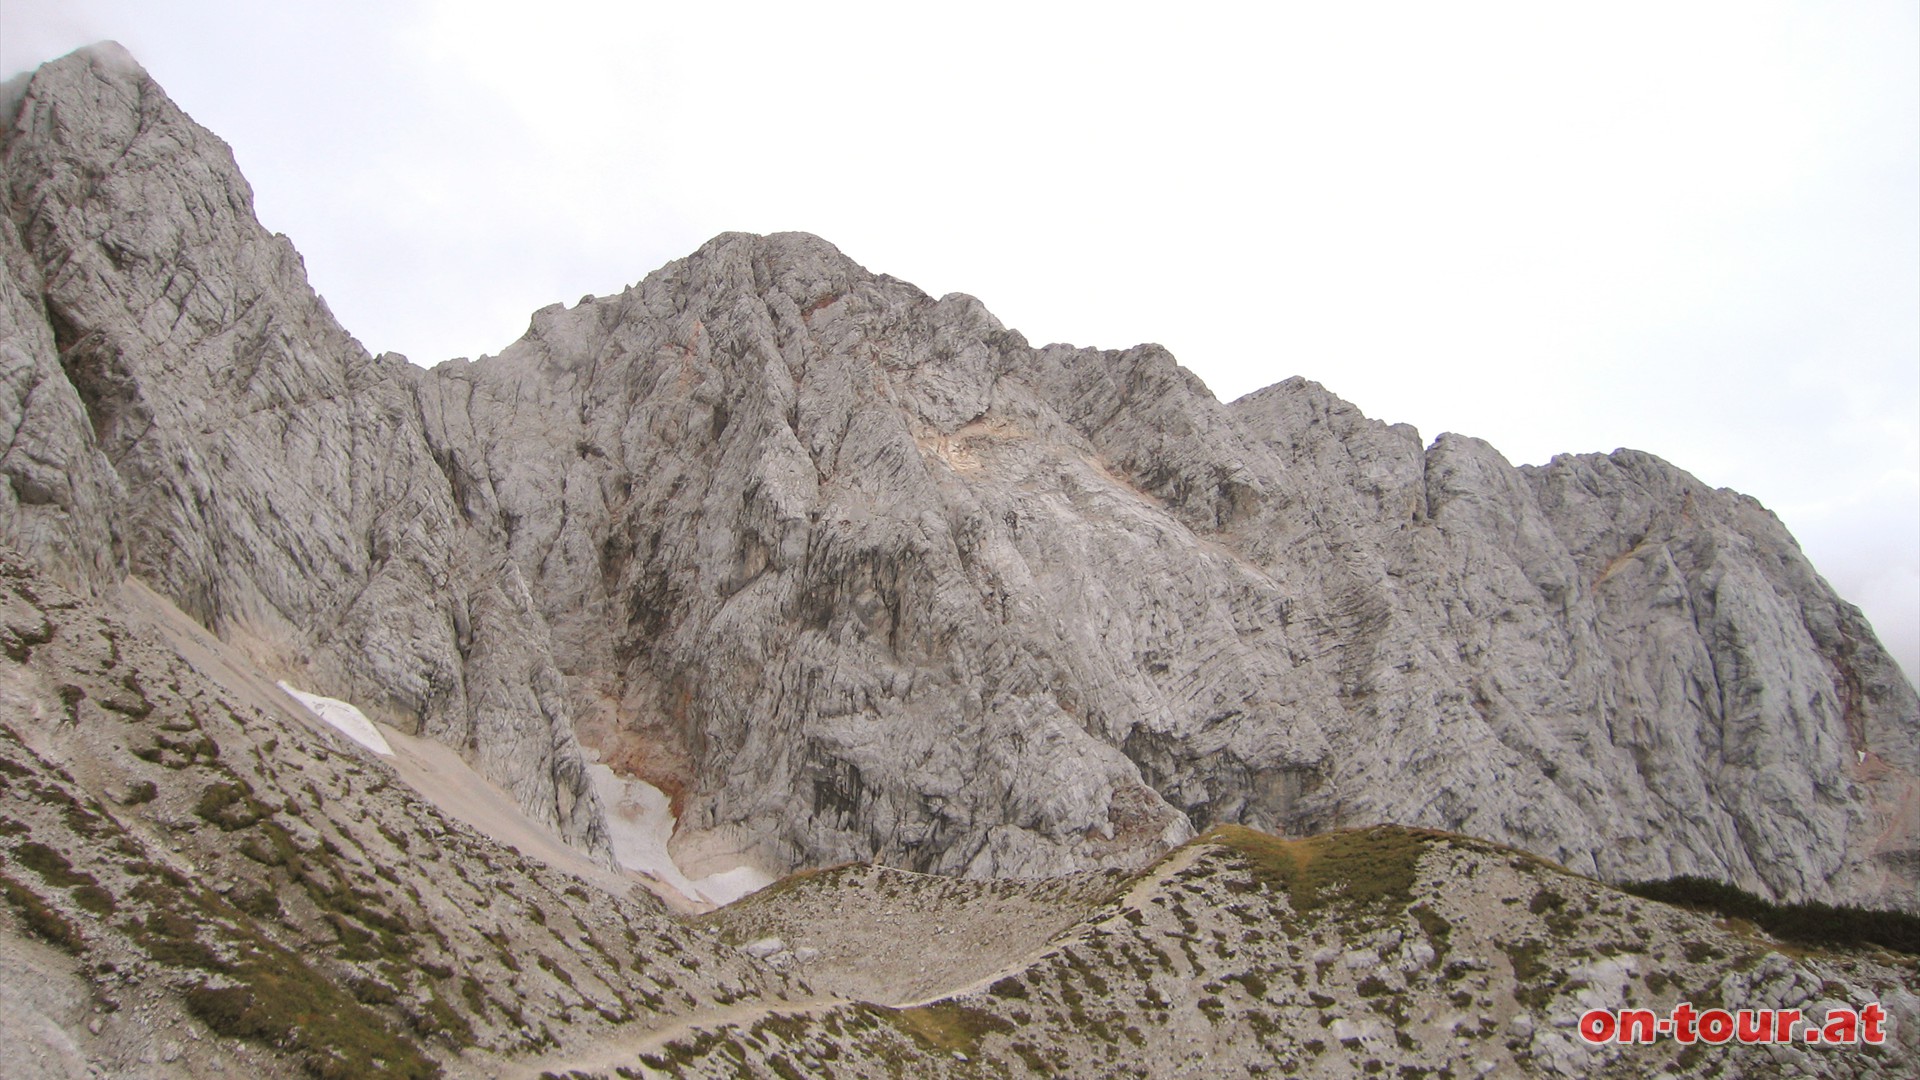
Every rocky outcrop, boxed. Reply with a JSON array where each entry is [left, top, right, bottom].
[[424, 230, 1918, 908], [1, 44, 1914, 909], [0, 94, 123, 584], [0, 43, 609, 859]]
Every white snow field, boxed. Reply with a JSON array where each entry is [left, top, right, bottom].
[[586, 762, 773, 907], [276, 681, 393, 756]]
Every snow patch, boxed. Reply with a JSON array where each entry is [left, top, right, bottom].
[[277, 682, 392, 757], [586, 763, 772, 906], [690, 865, 775, 907]]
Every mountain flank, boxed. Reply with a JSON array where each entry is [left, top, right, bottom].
[[4, 547, 1914, 1077], [0, 41, 1917, 1079], [2, 42, 1912, 910]]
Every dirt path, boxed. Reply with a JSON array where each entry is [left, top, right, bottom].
[[508, 843, 1214, 1076], [893, 842, 1208, 1009], [123, 574, 1221, 1078], [502, 996, 854, 1080], [514, 845, 1213, 1068]]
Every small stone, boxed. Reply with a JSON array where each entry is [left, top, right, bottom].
[[742, 937, 786, 959], [1402, 941, 1436, 969]]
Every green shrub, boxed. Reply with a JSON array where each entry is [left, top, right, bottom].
[[12, 842, 90, 887], [194, 781, 274, 831], [0, 870, 85, 952], [1209, 824, 1442, 916], [1622, 876, 1920, 956], [186, 945, 442, 1079], [8, 843, 116, 914]]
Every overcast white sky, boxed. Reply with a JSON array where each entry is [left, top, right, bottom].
[[4, 1, 1915, 684]]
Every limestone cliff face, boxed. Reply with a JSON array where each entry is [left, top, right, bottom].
[[433, 234, 1917, 908], [3, 45, 1914, 907], [0, 44, 609, 859]]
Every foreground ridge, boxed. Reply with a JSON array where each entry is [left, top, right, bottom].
[[515, 825, 1920, 1078], [0, 548, 790, 1077]]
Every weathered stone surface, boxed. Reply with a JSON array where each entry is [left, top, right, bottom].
[[433, 228, 1916, 908], [681, 826, 1920, 1079], [1, 43, 1914, 910], [0, 85, 124, 584], [0, 43, 608, 859]]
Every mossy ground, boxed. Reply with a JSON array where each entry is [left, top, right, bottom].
[[1204, 822, 1450, 919]]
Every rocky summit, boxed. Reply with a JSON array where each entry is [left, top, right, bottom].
[[0, 42, 1916, 1079]]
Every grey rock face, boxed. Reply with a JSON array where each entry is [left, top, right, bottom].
[[433, 229, 1917, 907], [413, 237, 1197, 879], [0, 121, 123, 584], [0, 43, 608, 859], [2, 44, 1914, 909]]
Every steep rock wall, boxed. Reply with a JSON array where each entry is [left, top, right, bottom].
[[2, 44, 1913, 908], [432, 231, 1917, 907], [0, 44, 608, 858]]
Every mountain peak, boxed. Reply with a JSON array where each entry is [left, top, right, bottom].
[[2, 39, 1917, 1076], [2, 38, 1914, 913]]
